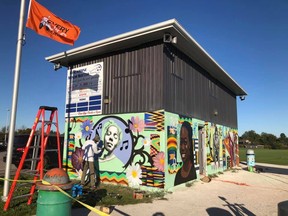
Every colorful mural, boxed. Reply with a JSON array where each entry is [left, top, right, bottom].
[[174, 121, 197, 186], [65, 111, 166, 189], [63, 111, 238, 190]]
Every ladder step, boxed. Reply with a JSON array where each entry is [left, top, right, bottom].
[[21, 169, 40, 176], [11, 193, 33, 200], [29, 146, 40, 149], [20, 169, 39, 174], [15, 182, 34, 188], [24, 158, 40, 162], [44, 120, 57, 125], [44, 149, 58, 152], [39, 106, 57, 111]]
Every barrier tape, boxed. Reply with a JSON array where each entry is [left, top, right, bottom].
[[0, 178, 110, 216]]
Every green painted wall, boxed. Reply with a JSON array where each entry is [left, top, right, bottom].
[[64, 110, 238, 190]]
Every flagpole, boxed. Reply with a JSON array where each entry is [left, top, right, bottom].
[[2, 0, 27, 200]]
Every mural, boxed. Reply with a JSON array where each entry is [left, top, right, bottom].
[[174, 121, 197, 186], [223, 130, 239, 167], [204, 122, 238, 171], [63, 111, 238, 190], [65, 111, 165, 189]]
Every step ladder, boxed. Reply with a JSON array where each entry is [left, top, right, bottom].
[[4, 106, 62, 211]]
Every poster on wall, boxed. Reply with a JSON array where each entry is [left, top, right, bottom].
[[65, 62, 103, 117]]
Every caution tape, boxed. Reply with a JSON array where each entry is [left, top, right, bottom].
[[42, 180, 110, 216], [0, 178, 110, 216], [0, 177, 41, 183]]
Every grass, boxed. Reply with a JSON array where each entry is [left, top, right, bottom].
[[71, 182, 165, 209], [0, 175, 38, 216], [239, 148, 288, 165], [0, 177, 165, 216]]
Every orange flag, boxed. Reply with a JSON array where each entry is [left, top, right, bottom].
[[26, 0, 80, 45]]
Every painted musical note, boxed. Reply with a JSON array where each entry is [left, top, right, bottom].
[[119, 140, 129, 151], [97, 123, 102, 130], [125, 120, 133, 133]]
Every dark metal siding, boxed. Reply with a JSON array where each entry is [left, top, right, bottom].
[[163, 44, 238, 128], [70, 40, 237, 128], [71, 41, 164, 115]]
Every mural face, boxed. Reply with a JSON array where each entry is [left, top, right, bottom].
[[180, 124, 191, 163], [173, 120, 197, 186], [104, 125, 120, 152]]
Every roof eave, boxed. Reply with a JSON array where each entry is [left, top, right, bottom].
[[45, 19, 247, 96]]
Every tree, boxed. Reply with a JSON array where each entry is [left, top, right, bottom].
[[280, 133, 287, 140], [278, 133, 288, 147], [16, 127, 31, 135], [241, 130, 260, 145], [259, 132, 277, 148]]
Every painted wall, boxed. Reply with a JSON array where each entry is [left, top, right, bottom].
[[64, 111, 238, 190]]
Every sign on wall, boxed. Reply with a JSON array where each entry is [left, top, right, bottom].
[[65, 62, 103, 117]]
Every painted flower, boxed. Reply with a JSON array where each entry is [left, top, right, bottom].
[[126, 164, 142, 187], [142, 137, 151, 148], [71, 147, 84, 170], [81, 120, 93, 138], [75, 132, 82, 140], [129, 116, 145, 133], [153, 151, 165, 172], [169, 127, 176, 135]]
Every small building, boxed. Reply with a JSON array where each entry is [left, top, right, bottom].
[[46, 19, 247, 190]]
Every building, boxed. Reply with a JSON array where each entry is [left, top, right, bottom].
[[46, 19, 247, 190]]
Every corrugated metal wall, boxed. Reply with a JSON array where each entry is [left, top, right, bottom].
[[163, 44, 238, 128], [71, 40, 237, 128], [72, 40, 164, 115]]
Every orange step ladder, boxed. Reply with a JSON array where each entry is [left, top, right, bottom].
[[4, 106, 62, 211]]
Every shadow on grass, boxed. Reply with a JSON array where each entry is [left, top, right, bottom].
[[72, 188, 108, 208]]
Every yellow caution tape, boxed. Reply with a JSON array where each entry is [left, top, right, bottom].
[[42, 180, 110, 216], [0, 178, 110, 216], [0, 177, 41, 182]]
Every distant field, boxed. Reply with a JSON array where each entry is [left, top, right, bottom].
[[239, 148, 288, 165]]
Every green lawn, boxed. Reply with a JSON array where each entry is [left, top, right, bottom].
[[239, 148, 288, 165]]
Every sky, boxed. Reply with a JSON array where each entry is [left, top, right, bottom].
[[0, 0, 287, 137]]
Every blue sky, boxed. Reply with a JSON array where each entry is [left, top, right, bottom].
[[0, 0, 287, 137]]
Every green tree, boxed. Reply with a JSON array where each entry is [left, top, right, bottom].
[[241, 130, 260, 145], [259, 132, 279, 149], [278, 133, 288, 148]]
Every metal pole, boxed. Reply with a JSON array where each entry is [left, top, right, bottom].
[[4, 109, 10, 146], [2, 0, 26, 201]]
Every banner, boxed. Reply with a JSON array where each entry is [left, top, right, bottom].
[[26, 0, 80, 45], [66, 62, 104, 117]]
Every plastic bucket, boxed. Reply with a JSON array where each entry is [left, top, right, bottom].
[[36, 190, 71, 216]]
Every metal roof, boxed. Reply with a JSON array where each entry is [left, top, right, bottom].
[[46, 19, 247, 96]]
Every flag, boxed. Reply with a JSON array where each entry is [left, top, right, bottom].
[[26, 0, 80, 45]]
